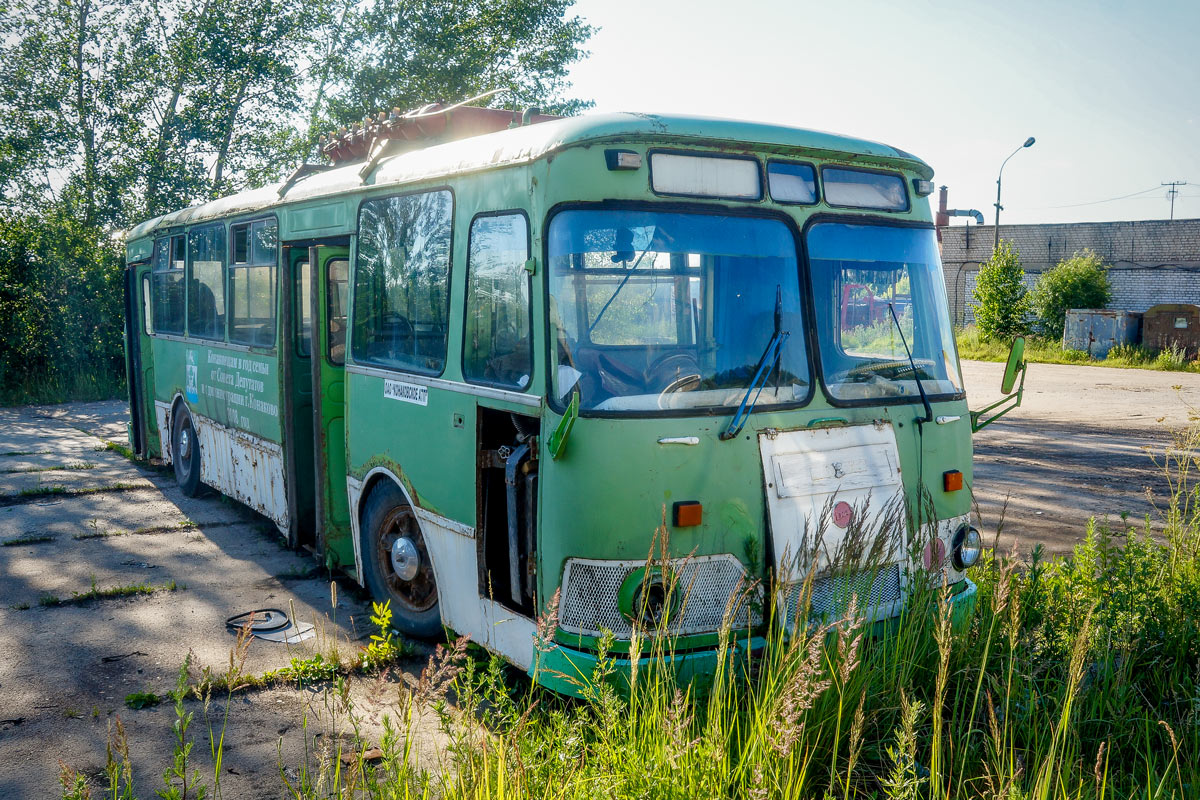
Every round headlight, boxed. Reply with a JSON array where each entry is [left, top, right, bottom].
[[634, 577, 669, 629], [952, 525, 982, 570]]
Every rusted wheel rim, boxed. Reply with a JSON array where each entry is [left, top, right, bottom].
[[374, 505, 436, 613]]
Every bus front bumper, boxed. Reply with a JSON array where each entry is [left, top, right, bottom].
[[530, 578, 978, 697], [530, 637, 763, 698]]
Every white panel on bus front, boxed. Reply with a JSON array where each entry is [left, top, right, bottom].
[[758, 423, 906, 582], [759, 422, 909, 628]]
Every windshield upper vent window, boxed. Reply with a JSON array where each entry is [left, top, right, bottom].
[[822, 167, 909, 211], [649, 152, 761, 200], [767, 161, 818, 204]]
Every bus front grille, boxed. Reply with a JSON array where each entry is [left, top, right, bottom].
[[558, 554, 759, 639], [780, 563, 904, 628]]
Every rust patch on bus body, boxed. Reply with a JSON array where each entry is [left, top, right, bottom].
[[350, 454, 437, 516]]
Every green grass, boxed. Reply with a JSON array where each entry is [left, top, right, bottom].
[[33, 579, 179, 608], [123, 692, 161, 710], [17, 485, 69, 498], [73, 521, 200, 541], [0, 369, 126, 408], [0, 482, 143, 507], [1, 533, 56, 546], [1, 450, 51, 456], [0, 462, 96, 474], [958, 325, 1200, 372], [95, 440, 139, 462]]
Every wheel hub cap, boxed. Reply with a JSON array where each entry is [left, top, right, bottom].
[[389, 536, 420, 581], [178, 428, 191, 459]]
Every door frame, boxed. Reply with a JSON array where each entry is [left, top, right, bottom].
[[308, 239, 352, 559], [279, 236, 349, 551]]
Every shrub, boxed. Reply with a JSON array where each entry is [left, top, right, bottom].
[[1106, 342, 1155, 365], [1155, 343, 1189, 371], [0, 207, 126, 405], [1029, 248, 1113, 339], [971, 240, 1030, 340]]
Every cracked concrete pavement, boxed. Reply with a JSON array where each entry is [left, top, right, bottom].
[[0, 402, 445, 799]]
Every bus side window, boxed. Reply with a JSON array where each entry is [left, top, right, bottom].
[[327, 259, 349, 365], [142, 274, 154, 335], [186, 223, 226, 341], [228, 219, 278, 348], [151, 235, 186, 335], [463, 213, 531, 389], [353, 190, 453, 374]]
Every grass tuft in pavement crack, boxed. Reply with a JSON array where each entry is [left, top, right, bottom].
[[33, 579, 179, 608], [1, 482, 144, 507], [123, 692, 161, 710], [95, 440, 138, 461], [73, 520, 201, 541], [1, 533, 55, 546], [1, 462, 96, 474]]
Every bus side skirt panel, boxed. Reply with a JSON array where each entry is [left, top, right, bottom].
[[155, 400, 174, 463], [155, 398, 290, 530], [348, 468, 537, 670], [192, 415, 289, 530]]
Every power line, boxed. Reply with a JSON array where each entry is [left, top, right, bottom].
[[1163, 180, 1188, 220], [1046, 185, 1162, 209]]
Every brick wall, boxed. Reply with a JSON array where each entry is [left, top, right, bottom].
[[940, 219, 1200, 324]]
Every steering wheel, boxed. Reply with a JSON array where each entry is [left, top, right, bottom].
[[644, 352, 702, 408], [840, 358, 933, 382]]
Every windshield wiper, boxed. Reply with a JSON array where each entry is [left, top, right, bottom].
[[720, 286, 789, 441], [887, 302, 933, 425]]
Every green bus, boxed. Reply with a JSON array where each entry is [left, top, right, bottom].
[[122, 108, 1023, 693]]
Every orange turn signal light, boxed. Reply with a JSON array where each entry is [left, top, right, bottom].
[[672, 501, 703, 527], [943, 470, 964, 492]]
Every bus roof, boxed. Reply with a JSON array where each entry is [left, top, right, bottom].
[[124, 112, 933, 242]]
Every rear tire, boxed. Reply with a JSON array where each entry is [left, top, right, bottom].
[[171, 406, 203, 498], [360, 482, 442, 639]]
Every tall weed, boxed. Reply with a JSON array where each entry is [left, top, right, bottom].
[[59, 428, 1200, 799]]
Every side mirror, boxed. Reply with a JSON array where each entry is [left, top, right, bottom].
[[1000, 337, 1025, 395], [971, 336, 1028, 433]]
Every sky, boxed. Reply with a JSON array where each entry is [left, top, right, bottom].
[[564, 0, 1200, 226]]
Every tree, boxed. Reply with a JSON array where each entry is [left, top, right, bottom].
[[0, 0, 595, 403], [972, 240, 1030, 340], [323, 0, 594, 130], [0, 208, 125, 403], [1, 0, 594, 226], [1030, 249, 1113, 340]]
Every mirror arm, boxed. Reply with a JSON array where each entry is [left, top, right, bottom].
[[970, 362, 1026, 433]]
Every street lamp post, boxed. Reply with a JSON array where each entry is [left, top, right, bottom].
[[994, 136, 1036, 252]]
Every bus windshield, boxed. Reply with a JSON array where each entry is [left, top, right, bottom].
[[807, 222, 962, 402], [548, 208, 809, 412]]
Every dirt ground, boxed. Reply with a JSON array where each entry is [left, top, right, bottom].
[[961, 359, 1199, 556], [1, 362, 1194, 798], [0, 403, 447, 799]]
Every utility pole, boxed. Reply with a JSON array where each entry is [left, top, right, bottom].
[[1163, 181, 1187, 220]]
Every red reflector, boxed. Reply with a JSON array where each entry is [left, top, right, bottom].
[[943, 470, 963, 492], [672, 501, 702, 527]]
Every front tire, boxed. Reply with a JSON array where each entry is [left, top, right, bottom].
[[360, 482, 442, 639], [171, 406, 202, 497]]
